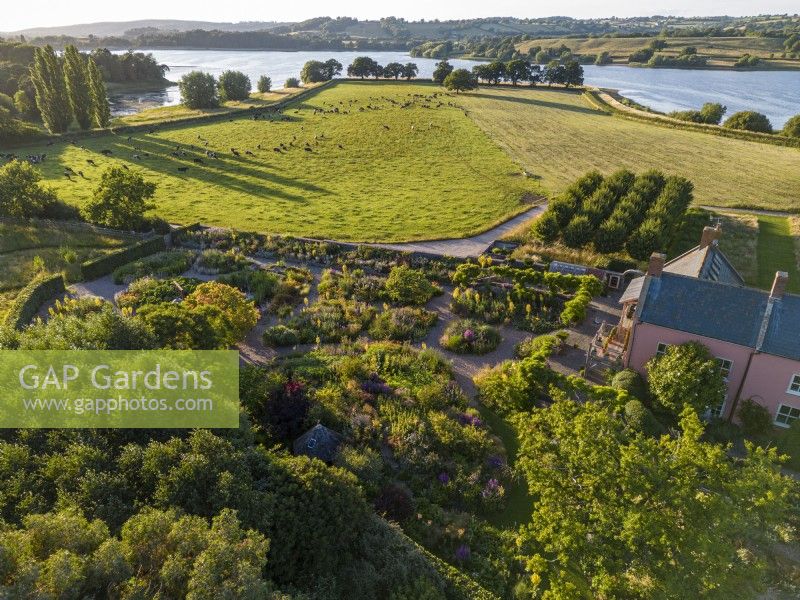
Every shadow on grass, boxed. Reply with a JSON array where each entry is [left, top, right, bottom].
[[48, 130, 334, 204], [469, 90, 603, 116]]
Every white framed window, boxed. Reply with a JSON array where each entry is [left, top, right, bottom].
[[788, 374, 800, 396], [706, 399, 726, 420], [716, 358, 733, 381], [656, 342, 669, 357], [775, 404, 800, 428]]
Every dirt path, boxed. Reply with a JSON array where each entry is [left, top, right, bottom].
[[368, 204, 547, 258]]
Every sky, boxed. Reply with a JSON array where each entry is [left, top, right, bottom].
[[4, 1, 798, 32]]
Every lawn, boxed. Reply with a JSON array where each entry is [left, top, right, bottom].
[[756, 215, 800, 292], [13, 81, 536, 243], [0, 221, 141, 320], [459, 86, 800, 212]]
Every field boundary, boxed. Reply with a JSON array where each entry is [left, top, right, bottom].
[[0, 82, 335, 151], [585, 89, 800, 149]]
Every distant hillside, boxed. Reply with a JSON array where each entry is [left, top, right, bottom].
[[1, 19, 285, 38]]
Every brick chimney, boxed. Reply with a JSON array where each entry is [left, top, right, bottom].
[[648, 253, 666, 277], [700, 224, 722, 247], [770, 271, 789, 299]]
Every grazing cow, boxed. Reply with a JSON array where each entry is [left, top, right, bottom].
[[337, 144, 343, 150], [122, 164, 129, 170], [126, 136, 132, 141], [171, 152, 180, 157], [86, 159, 96, 166], [231, 148, 241, 156], [273, 147, 281, 153], [257, 144, 261, 150], [177, 167, 188, 172], [245, 150, 254, 156], [78, 171, 85, 178], [100, 149, 112, 155], [63, 172, 72, 180], [193, 158, 204, 164], [304, 147, 312, 153], [133, 154, 141, 160]]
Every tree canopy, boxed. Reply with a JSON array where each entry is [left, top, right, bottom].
[[178, 71, 219, 108]]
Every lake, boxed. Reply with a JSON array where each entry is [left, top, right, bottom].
[[109, 50, 800, 127]]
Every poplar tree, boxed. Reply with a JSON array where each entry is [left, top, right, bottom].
[[88, 58, 110, 128], [30, 45, 72, 133], [63, 45, 92, 129]]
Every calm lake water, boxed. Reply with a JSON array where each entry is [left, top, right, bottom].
[[109, 49, 800, 127]]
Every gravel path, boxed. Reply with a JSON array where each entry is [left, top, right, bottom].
[[368, 204, 547, 258]]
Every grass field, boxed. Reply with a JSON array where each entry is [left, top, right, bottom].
[[517, 36, 800, 69], [12, 82, 536, 243], [756, 216, 800, 291], [0, 221, 140, 320], [459, 87, 800, 212]]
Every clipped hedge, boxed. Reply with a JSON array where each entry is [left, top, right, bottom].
[[80, 236, 166, 281], [5, 274, 65, 329]]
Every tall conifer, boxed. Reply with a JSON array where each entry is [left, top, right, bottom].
[[63, 45, 92, 129], [30, 45, 72, 133], [88, 58, 110, 128]]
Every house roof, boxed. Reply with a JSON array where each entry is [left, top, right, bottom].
[[663, 242, 744, 285], [620, 242, 744, 306], [637, 273, 769, 349], [293, 424, 342, 462], [760, 294, 800, 361]]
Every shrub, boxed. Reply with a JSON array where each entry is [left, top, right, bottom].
[[195, 249, 250, 274], [217, 70, 251, 101], [440, 319, 501, 354], [369, 307, 437, 341], [217, 269, 280, 304], [593, 218, 627, 253], [723, 111, 773, 133], [262, 324, 300, 347], [135, 302, 225, 349], [563, 215, 593, 248], [318, 268, 384, 302], [116, 276, 200, 311], [384, 265, 440, 305], [737, 398, 773, 437], [374, 483, 414, 522], [111, 250, 195, 284], [782, 114, 800, 138], [548, 195, 579, 228], [256, 75, 272, 93], [184, 281, 260, 344], [284, 77, 300, 88], [626, 218, 664, 261], [280, 299, 375, 344], [624, 399, 663, 436], [531, 211, 560, 243], [611, 369, 649, 403]]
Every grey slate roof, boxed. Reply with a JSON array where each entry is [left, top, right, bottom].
[[637, 272, 800, 360], [620, 277, 644, 304], [664, 243, 744, 285], [761, 294, 800, 361], [293, 424, 342, 463]]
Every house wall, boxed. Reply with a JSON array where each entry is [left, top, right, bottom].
[[739, 353, 800, 427], [625, 322, 754, 419]]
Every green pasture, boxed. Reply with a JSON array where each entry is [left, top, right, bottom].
[[460, 86, 800, 212], [16, 81, 536, 243]]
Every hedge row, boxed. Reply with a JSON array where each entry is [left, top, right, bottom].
[[80, 236, 166, 281], [5, 274, 66, 329], [413, 539, 500, 600], [584, 90, 800, 149]]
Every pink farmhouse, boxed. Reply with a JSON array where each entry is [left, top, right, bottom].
[[591, 225, 800, 428]]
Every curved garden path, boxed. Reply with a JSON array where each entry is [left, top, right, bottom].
[[367, 203, 547, 258]]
